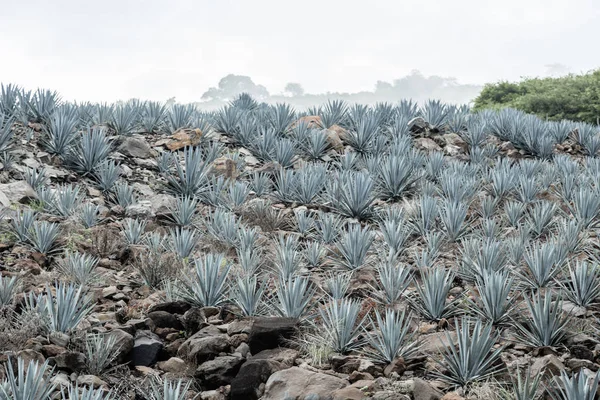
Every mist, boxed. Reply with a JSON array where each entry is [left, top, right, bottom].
[[195, 71, 483, 110]]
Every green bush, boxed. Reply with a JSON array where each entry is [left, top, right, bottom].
[[473, 70, 600, 124]]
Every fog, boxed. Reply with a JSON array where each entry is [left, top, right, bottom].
[[1, 0, 598, 106]]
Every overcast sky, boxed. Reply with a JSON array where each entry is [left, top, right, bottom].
[[1, 0, 598, 103]]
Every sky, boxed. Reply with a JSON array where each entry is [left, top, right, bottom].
[[1, 0, 598, 103]]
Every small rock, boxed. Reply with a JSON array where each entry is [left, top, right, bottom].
[[0, 181, 37, 205], [117, 136, 152, 159], [51, 351, 86, 373], [414, 138, 443, 152], [333, 386, 365, 400], [196, 355, 244, 389], [530, 354, 565, 378], [76, 375, 108, 389], [157, 357, 189, 374], [132, 331, 163, 367], [248, 317, 298, 353], [107, 329, 134, 362], [384, 357, 406, 378], [148, 311, 184, 330]]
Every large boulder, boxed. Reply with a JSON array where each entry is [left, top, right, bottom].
[[196, 355, 244, 389], [117, 136, 152, 159], [0, 181, 37, 206], [230, 348, 299, 400], [247, 317, 298, 353], [177, 325, 230, 363], [262, 367, 348, 400], [106, 329, 134, 363]]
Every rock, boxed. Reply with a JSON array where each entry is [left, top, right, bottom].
[[227, 319, 253, 336], [126, 201, 155, 219], [132, 331, 163, 367], [530, 354, 565, 378], [196, 355, 244, 389], [183, 307, 210, 335], [230, 359, 282, 400], [325, 126, 346, 152], [107, 329, 134, 362], [408, 117, 428, 132], [262, 367, 348, 400], [148, 193, 177, 215], [384, 357, 406, 378], [569, 345, 595, 361], [248, 317, 298, 353], [177, 326, 229, 363], [333, 386, 366, 400], [441, 393, 465, 400], [0, 181, 37, 205], [117, 136, 152, 159], [51, 351, 86, 373], [414, 138, 443, 152], [562, 301, 587, 317], [213, 157, 238, 179], [252, 348, 298, 367], [149, 301, 193, 315], [76, 375, 108, 389], [157, 357, 189, 374], [420, 331, 458, 354], [372, 391, 410, 400], [331, 356, 381, 376], [348, 371, 374, 383], [166, 128, 204, 151], [567, 358, 598, 372], [148, 311, 184, 330], [294, 115, 322, 129]]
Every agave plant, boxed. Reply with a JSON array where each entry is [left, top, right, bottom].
[[60, 384, 115, 400], [94, 160, 120, 192], [323, 272, 352, 300], [27, 221, 60, 255], [56, 251, 100, 286], [328, 171, 376, 221], [436, 317, 505, 388], [79, 203, 101, 229], [273, 234, 301, 281], [9, 208, 37, 243], [44, 281, 94, 333], [231, 275, 264, 317], [551, 370, 600, 400], [409, 268, 458, 321], [334, 224, 374, 270], [376, 261, 412, 305], [166, 146, 212, 197], [141, 377, 191, 400], [367, 308, 419, 364], [168, 196, 198, 227], [511, 366, 542, 400], [514, 293, 570, 348], [42, 105, 78, 156], [180, 253, 231, 307], [469, 270, 515, 326], [0, 275, 19, 307], [319, 298, 365, 354], [273, 276, 315, 319], [0, 357, 56, 400], [560, 260, 600, 308], [122, 218, 147, 245], [68, 127, 112, 174], [376, 154, 418, 201], [521, 241, 564, 289]]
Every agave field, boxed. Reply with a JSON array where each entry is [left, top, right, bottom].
[[1, 84, 600, 399]]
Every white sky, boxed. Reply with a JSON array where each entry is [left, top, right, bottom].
[[1, 0, 598, 103]]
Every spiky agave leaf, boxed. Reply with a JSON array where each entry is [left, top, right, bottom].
[[514, 293, 570, 348], [273, 276, 315, 319], [141, 376, 192, 400], [27, 220, 60, 255], [0, 357, 56, 400], [319, 298, 365, 354], [0, 275, 19, 307], [334, 224, 374, 270], [560, 260, 600, 308], [180, 253, 231, 307], [328, 170, 376, 221], [45, 281, 94, 334], [165, 146, 212, 198], [56, 251, 100, 286], [435, 317, 505, 388], [376, 261, 412, 306], [68, 127, 112, 175], [469, 270, 516, 326], [409, 268, 458, 321], [367, 308, 419, 364], [551, 370, 600, 400]]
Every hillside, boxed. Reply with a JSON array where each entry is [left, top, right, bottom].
[[0, 86, 600, 399]]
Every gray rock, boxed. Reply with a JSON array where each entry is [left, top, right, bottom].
[[0, 181, 37, 205], [107, 329, 134, 362], [372, 391, 410, 400], [420, 331, 458, 354], [262, 367, 348, 400], [117, 136, 152, 159], [530, 354, 565, 378], [76, 375, 108, 389], [196, 355, 244, 388], [157, 357, 189, 374], [177, 326, 229, 363], [51, 351, 86, 372]]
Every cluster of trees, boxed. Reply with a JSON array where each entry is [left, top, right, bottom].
[[473, 69, 600, 124], [198, 71, 482, 110]]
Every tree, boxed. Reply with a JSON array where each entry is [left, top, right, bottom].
[[201, 74, 270, 101], [284, 83, 305, 97]]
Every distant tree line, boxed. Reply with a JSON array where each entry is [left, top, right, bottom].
[[197, 70, 482, 110]]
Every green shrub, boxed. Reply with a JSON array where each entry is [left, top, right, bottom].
[[473, 70, 600, 124]]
